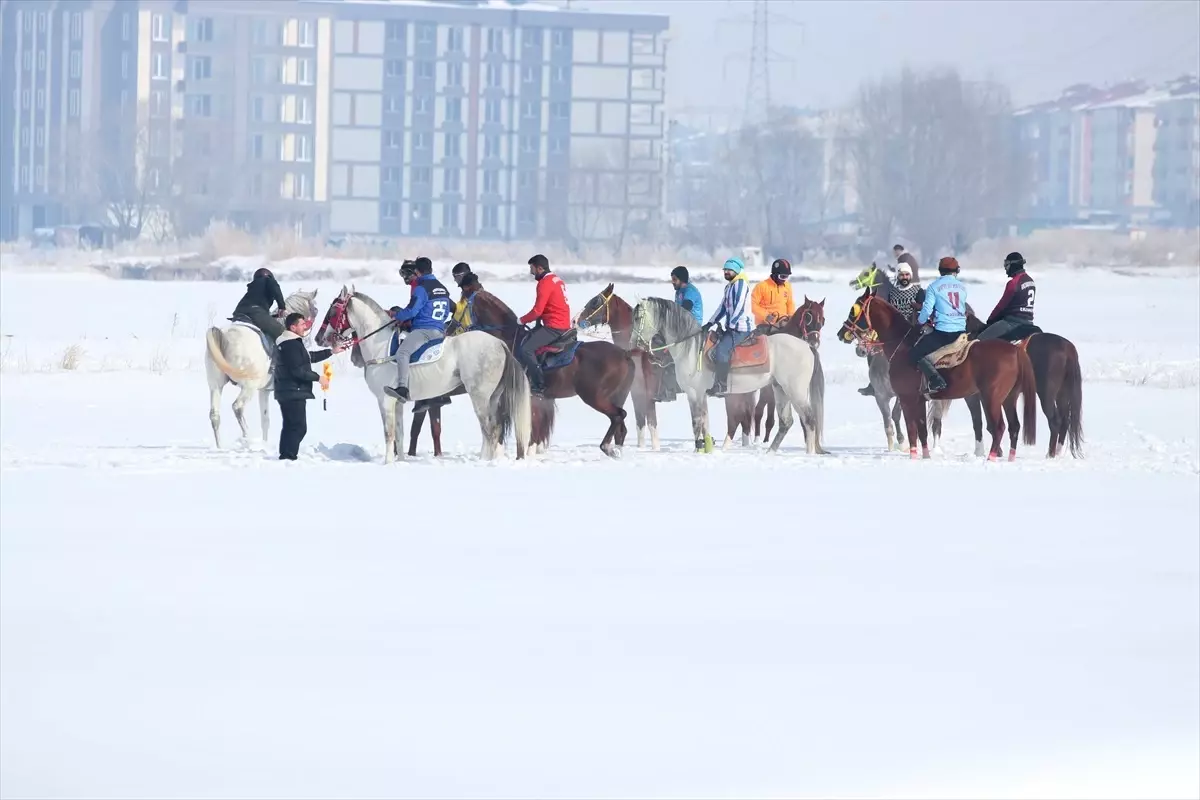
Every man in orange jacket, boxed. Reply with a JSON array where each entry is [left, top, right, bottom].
[[517, 253, 571, 396], [751, 258, 796, 328]]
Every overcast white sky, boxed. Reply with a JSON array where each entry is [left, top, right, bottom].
[[575, 0, 1200, 125]]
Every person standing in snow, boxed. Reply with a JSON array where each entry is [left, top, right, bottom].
[[274, 312, 344, 460]]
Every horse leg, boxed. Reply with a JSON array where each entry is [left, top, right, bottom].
[[891, 397, 905, 450], [898, 394, 922, 460], [876, 392, 895, 451], [430, 406, 443, 458], [409, 408, 426, 457], [916, 401, 931, 459], [631, 366, 649, 449], [231, 383, 254, 441], [259, 388, 271, 443], [468, 388, 499, 460], [766, 382, 795, 453], [687, 392, 709, 453], [378, 395, 398, 464], [1003, 391, 1021, 461], [578, 391, 625, 458], [965, 393, 985, 457], [984, 395, 1006, 461], [208, 382, 225, 449]]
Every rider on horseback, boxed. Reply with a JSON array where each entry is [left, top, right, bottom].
[[384, 257, 452, 402], [751, 258, 796, 329], [651, 266, 704, 403], [233, 267, 288, 340], [858, 262, 924, 397], [671, 266, 704, 323], [977, 252, 1036, 341], [447, 261, 482, 336], [910, 256, 968, 396], [702, 256, 754, 397], [517, 253, 571, 397]]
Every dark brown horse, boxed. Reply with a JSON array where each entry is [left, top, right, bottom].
[[839, 290, 1038, 460], [964, 315, 1084, 458], [576, 284, 666, 450], [724, 296, 828, 447], [468, 287, 635, 458]]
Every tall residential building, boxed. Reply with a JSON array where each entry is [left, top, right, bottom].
[[0, 0, 670, 243], [1152, 82, 1200, 227]]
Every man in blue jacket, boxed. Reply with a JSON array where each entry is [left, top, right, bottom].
[[910, 256, 968, 396], [385, 257, 452, 402], [670, 266, 703, 324]]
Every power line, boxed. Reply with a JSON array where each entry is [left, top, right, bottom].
[[718, 0, 804, 125]]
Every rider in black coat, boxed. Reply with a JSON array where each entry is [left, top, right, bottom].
[[234, 267, 288, 340]]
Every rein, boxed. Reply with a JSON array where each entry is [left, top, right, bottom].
[[849, 296, 914, 364]]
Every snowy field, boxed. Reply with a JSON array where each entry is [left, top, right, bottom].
[[1, 266, 1198, 799]]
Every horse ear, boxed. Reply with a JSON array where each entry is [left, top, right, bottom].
[[819, 298, 825, 307], [804, 294, 810, 303], [312, 288, 318, 299], [604, 282, 613, 295]]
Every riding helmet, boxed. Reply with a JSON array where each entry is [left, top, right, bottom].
[[1003, 251, 1026, 277], [771, 258, 792, 278], [937, 256, 960, 274]]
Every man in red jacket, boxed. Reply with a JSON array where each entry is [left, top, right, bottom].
[[517, 253, 571, 396]]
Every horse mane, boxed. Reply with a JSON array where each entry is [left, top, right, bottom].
[[350, 290, 388, 319], [642, 295, 698, 341], [284, 290, 317, 317], [473, 289, 520, 326]]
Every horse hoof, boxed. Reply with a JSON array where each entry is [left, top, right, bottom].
[[1008, 449, 1017, 462], [909, 448, 918, 460], [987, 452, 998, 462], [922, 448, 931, 459]]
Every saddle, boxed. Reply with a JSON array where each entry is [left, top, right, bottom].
[[227, 314, 278, 371], [389, 331, 447, 365], [1004, 323, 1043, 346], [927, 333, 975, 370], [534, 328, 580, 371], [703, 330, 770, 370]]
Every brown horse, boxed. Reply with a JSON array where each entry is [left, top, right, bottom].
[[576, 284, 666, 450], [724, 296, 828, 447], [838, 290, 1037, 460], [467, 287, 635, 458], [964, 315, 1084, 458]]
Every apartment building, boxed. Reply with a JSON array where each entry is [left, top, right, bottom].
[[1152, 85, 1200, 226], [0, 0, 139, 239], [319, 0, 668, 242]]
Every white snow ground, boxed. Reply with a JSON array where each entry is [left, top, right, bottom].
[[1, 267, 1198, 799]]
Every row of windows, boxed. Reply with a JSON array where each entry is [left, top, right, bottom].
[[381, 60, 571, 87], [15, 88, 80, 117], [376, 130, 572, 155]]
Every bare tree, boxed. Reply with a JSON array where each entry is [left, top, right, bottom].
[[70, 106, 161, 241], [849, 68, 1024, 261], [567, 140, 630, 251]]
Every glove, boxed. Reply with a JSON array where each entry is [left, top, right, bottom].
[[701, 322, 713, 332]]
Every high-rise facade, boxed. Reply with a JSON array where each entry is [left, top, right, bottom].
[[0, 0, 670, 243]]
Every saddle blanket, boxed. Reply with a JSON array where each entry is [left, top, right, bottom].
[[389, 332, 446, 365], [703, 332, 769, 370], [929, 333, 974, 370]]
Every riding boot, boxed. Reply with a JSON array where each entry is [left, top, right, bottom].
[[917, 356, 947, 395], [858, 384, 876, 396], [707, 362, 731, 397], [384, 385, 410, 402], [527, 364, 546, 397]]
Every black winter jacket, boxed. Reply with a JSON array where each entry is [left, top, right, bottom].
[[273, 331, 332, 401], [235, 272, 287, 315]]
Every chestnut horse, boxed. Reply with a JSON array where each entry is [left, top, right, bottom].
[[839, 290, 1037, 461], [723, 296, 827, 447], [466, 287, 635, 458], [576, 284, 662, 450]]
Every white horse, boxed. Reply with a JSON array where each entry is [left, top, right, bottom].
[[631, 297, 829, 455], [204, 289, 319, 448], [314, 285, 532, 464]]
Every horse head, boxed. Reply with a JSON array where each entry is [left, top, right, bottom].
[[838, 289, 883, 354], [315, 285, 353, 348], [792, 295, 826, 348], [576, 283, 616, 330]]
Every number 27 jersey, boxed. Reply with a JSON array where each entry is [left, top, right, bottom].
[[917, 275, 968, 333]]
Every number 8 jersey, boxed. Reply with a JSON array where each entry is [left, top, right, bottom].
[[917, 274, 968, 333]]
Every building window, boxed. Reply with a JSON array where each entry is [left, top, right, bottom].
[[296, 135, 311, 162], [485, 100, 501, 123], [21, 90, 29, 109], [441, 202, 459, 230], [519, 171, 535, 188], [517, 205, 535, 224], [252, 96, 266, 121], [552, 66, 568, 84], [152, 13, 168, 41], [35, 128, 44, 147], [251, 134, 265, 160], [122, 12, 131, 40], [297, 96, 312, 123], [486, 28, 502, 53], [68, 90, 80, 117], [298, 59, 313, 85], [37, 11, 46, 31], [35, 89, 44, 109], [298, 20, 315, 47], [69, 51, 82, 79], [482, 204, 498, 229], [522, 100, 538, 119], [386, 59, 404, 77], [552, 29, 569, 48], [386, 21, 405, 42], [413, 166, 431, 184], [121, 52, 130, 79], [447, 27, 463, 52], [443, 168, 460, 192], [414, 132, 429, 150], [444, 134, 460, 158], [191, 56, 212, 81], [521, 135, 537, 153], [483, 169, 498, 194], [19, 166, 28, 190], [383, 167, 401, 184], [550, 136, 566, 154], [382, 201, 400, 219], [38, 51, 46, 72], [446, 63, 462, 87], [417, 24, 435, 43], [484, 135, 500, 158], [523, 27, 541, 49], [416, 61, 434, 80], [22, 52, 31, 71], [152, 53, 168, 80], [486, 64, 502, 88], [188, 94, 212, 117], [19, 128, 28, 146], [386, 131, 402, 149], [551, 101, 569, 120], [191, 17, 214, 42], [445, 98, 462, 122], [522, 65, 537, 84], [35, 165, 45, 188], [385, 95, 402, 113], [415, 95, 432, 114], [71, 13, 83, 41]]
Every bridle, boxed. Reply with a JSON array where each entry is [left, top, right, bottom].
[[792, 306, 823, 347], [318, 293, 394, 353], [841, 294, 916, 365]]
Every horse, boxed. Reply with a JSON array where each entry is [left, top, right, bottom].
[[724, 296, 828, 448], [838, 291, 1037, 461], [575, 284, 663, 451], [631, 297, 828, 455], [314, 285, 531, 464], [204, 288, 319, 448], [964, 316, 1084, 459]]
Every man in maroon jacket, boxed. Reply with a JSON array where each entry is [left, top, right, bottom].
[[978, 252, 1037, 340]]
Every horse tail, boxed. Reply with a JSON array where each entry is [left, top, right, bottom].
[[493, 343, 531, 455], [1060, 340, 1085, 458], [1017, 347, 1037, 447], [808, 343, 826, 447], [205, 326, 253, 382]]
